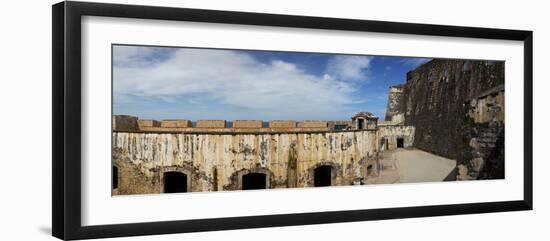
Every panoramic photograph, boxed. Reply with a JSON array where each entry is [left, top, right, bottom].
[[111, 44, 505, 195]]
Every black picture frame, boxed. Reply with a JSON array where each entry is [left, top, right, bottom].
[[52, 1, 533, 240]]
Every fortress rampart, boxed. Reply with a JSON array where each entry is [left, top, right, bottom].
[[112, 113, 414, 195]]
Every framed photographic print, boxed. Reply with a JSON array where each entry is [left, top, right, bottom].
[[52, 1, 533, 240]]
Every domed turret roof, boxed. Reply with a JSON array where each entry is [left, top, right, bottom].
[[352, 112, 378, 119]]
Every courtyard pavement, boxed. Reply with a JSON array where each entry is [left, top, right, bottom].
[[371, 148, 457, 184]]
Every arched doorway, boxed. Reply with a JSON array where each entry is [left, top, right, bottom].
[[242, 173, 267, 190], [357, 118, 365, 130], [164, 171, 188, 193], [112, 166, 118, 189], [397, 138, 404, 148], [314, 165, 332, 187]]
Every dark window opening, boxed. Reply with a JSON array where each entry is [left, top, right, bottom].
[[357, 119, 364, 130], [397, 138, 404, 148], [164, 172, 188, 193], [242, 173, 267, 190], [314, 165, 332, 187], [112, 166, 118, 189]]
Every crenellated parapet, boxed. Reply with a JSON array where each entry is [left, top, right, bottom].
[[111, 113, 386, 133]]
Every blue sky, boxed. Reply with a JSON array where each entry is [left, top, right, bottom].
[[113, 45, 430, 121]]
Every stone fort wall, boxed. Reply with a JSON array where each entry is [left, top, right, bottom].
[[403, 60, 504, 162], [378, 125, 416, 151], [112, 129, 381, 195], [385, 59, 505, 180]]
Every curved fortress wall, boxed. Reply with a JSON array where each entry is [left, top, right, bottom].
[[113, 130, 379, 195], [403, 60, 504, 159], [397, 59, 505, 179]]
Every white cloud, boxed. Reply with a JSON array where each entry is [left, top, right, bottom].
[[113, 46, 371, 119], [113, 45, 171, 67], [325, 55, 372, 82]]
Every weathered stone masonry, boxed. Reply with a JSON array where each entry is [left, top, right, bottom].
[[386, 59, 505, 180], [113, 130, 377, 194], [461, 86, 505, 180], [112, 114, 415, 195]]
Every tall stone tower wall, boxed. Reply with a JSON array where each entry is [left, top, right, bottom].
[[384, 85, 405, 123], [400, 59, 505, 179]]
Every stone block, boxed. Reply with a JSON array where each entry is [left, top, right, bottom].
[[160, 119, 192, 128], [112, 115, 139, 131], [233, 120, 263, 129], [138, 119, 160, 129], [196, 120, 226, 128], [268, 120, 296, 128], [298, 121, 328, 128]]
